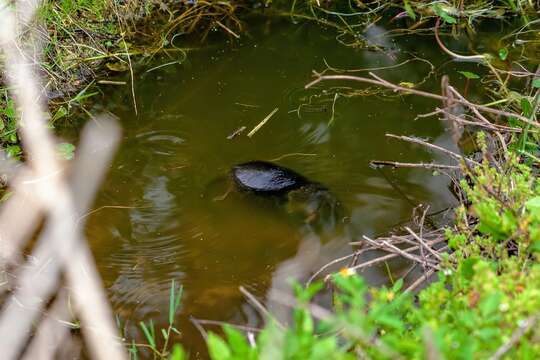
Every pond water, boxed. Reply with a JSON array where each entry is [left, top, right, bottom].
[[69, 19, 487, 357]]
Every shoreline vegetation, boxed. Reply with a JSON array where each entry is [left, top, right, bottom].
[[2, 1, 540, 358]]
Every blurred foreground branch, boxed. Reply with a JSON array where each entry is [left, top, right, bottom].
[[0, 1, 126, 359]]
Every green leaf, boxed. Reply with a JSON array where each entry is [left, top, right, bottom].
[[499, 48, 508, 61], [392, 278, 404, 292], [476, 327, 500, 341], [375, 313, 404, 330], [169, 344, 187, 360], [56, 142, 76, 160], [526, 197, 540, 218], [458, 71, 480, 79], [432, 4, 457, 24], [521, 97, 533, 117], [129, 340, 138, 360], [4, 99, 15, 120], [532, 78, 540, 88], [403, 0, 416, 21], [8, 133, 17, 143], [6, 144, 21, 159], [294, 281, 323, 302], [168, 280, 183, 326], [139, 321, 156, 348], [311, 336, 338, 358], [480, 292, 501, 317], [460, 258, 478, 281], [207, 332, 232, 360], [223, 326, 250, 357], [50, 106, 68, 124], [169, 280, 176, 326], [531, 240, 540, 252], [526, 197, 540, 210]]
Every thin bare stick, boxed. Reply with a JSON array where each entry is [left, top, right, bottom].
[[239, 286, 285, 330], [349, 239, 447, 270], [488, 315, 538, 360], [215, 21, 240, 39], [306, 247, 377, 285], [266, 290, 333, 321], [362, 236, 442, 270], [123, 38, 137, 116], [190, 318, 262, 333], [370, 160, 460, 170], [447, 86, 509, 156], [189, 316, 208, 341], [436, 108, 523, 133], [385, 133, 481, 167], [405, 227, 443, 262], [404, 268, 436, 293], [306, 74, 444, 101], [305, 73, 539, 127], [433, 17, 485, 62]]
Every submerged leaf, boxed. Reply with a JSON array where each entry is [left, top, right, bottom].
[[106, 61, 129, 72], [399, 81, 415, 88]]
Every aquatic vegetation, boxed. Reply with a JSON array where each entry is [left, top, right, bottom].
[[128, 280, 184, 359]]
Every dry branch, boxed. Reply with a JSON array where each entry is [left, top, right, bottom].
[[384, 133, 480, 167], [370, 160, 460, 170], [305, 72, 539, 127]]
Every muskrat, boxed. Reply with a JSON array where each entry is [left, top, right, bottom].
[[230, 161, 344, 231], [231, 161, 318, 195]]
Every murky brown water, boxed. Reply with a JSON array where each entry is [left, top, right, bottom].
[[62, 19, 495, 357]]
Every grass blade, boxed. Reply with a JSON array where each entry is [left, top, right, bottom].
[[139, 321, 156, 348]]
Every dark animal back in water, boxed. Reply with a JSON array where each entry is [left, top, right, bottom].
[[231, 161, 310, 195]]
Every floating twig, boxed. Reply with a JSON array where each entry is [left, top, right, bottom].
[[227, 126, 246, 140], [215, 20, 240, 39], [247, 107, 279, 138], [97, 80, 127, 85], [370, 160, 460, 170]]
